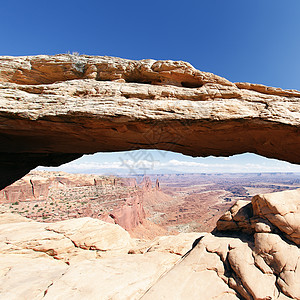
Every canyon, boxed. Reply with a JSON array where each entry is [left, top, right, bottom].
[[145, 172, 300, 232], [2, 171, 298, 238], [0, 171, 166, 238], [0, 54, 300, 299]]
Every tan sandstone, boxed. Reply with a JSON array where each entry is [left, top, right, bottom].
[[0, 213, 191, 299], [1, 55, 300, 189], [1, 187, 300, 299], [252, 189, 300, 245], [142, 189, 300, 300], [1, 55, 300, 299]]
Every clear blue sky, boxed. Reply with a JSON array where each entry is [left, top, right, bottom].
[[2, 0, 300, 89], [2, 1, 300, 174]]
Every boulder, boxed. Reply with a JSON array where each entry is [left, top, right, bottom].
[[252, 189, 300, 245], [46, 217, 134, 253]]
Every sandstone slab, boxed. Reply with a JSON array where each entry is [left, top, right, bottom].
[[145, 232, 205, 255], [43, 252, 179, 300], [252, 189, 300, 245], [0, 213, 135, 261], [0, 213, 181, 299], [0, 253, 68, 300], [46, 217, 134, 253]]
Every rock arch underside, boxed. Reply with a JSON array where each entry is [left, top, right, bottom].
[[0, 55, 300, 299]]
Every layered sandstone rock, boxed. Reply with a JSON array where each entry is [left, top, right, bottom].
[[0, 213, 195, 299], [143, 189, 300, 300], [252, 189, 300, 245], [1, 54, 300, 189], [0, 171, 148, 232], [0, 171, 120, 202], [0, 214, 134, 261], [129, 231, 205, 255], [1, 55, 300, 299], [143, 232, 205, 255], [108, 192, 146, 231], [217, 188, 300, 246]]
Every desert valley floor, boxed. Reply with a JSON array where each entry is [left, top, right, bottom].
[[1, 171, 300, 236]]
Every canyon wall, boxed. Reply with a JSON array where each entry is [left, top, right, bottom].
[[0, 171, 130, 202], [0, 171, 169, 232]]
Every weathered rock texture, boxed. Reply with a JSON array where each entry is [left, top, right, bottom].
[[1, 188, 300, 299], [0, 212, 198, 299], [143, 188, 300, 300], [1, 54, 300, 299], [0, 171, 148, 232], [0, 171, 120, 203], [1, 54, 300, 189], [217, 189, 300, 246]]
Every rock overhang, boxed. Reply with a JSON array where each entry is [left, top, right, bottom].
[[0, 54, 300, 189]]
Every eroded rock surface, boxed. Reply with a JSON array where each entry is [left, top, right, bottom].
[[1, 54, 300, 189], [0, 171, 148, 232], [1, 188, 300, 299], [252, 189, 300, 245], [218, 188, 300, 246], [0, 213, 188, 299], [1, 55, 300, 299], [143, 189, 300, 300]]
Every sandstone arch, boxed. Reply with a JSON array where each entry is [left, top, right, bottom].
[[0, 54, 300, 189]]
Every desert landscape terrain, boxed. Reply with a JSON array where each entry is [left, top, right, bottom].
[[2, 171, 299, 238], [0, 175, 299, 299], [0, 54, 300, 299], [142, 172, 300, 232]]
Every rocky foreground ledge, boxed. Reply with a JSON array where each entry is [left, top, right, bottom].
[[0, 212, 202, 299], [143, 188, 300, 300], [1, 188, 299, 299], [1, 54, 300, 189]]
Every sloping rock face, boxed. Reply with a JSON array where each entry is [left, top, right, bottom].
[[1, 54, 300, 189], [0, 192, 299, 299], [142, 189, 300, 300], [0, 213, 200, 299]]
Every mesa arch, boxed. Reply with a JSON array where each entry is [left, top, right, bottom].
[[0, 54, 300, 189]]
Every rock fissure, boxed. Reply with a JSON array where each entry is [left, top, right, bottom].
[[45, 228, 81, 251], [42, 268, 70, 298], [43, 282, 53, 297], [29, 179, 35, 198]]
